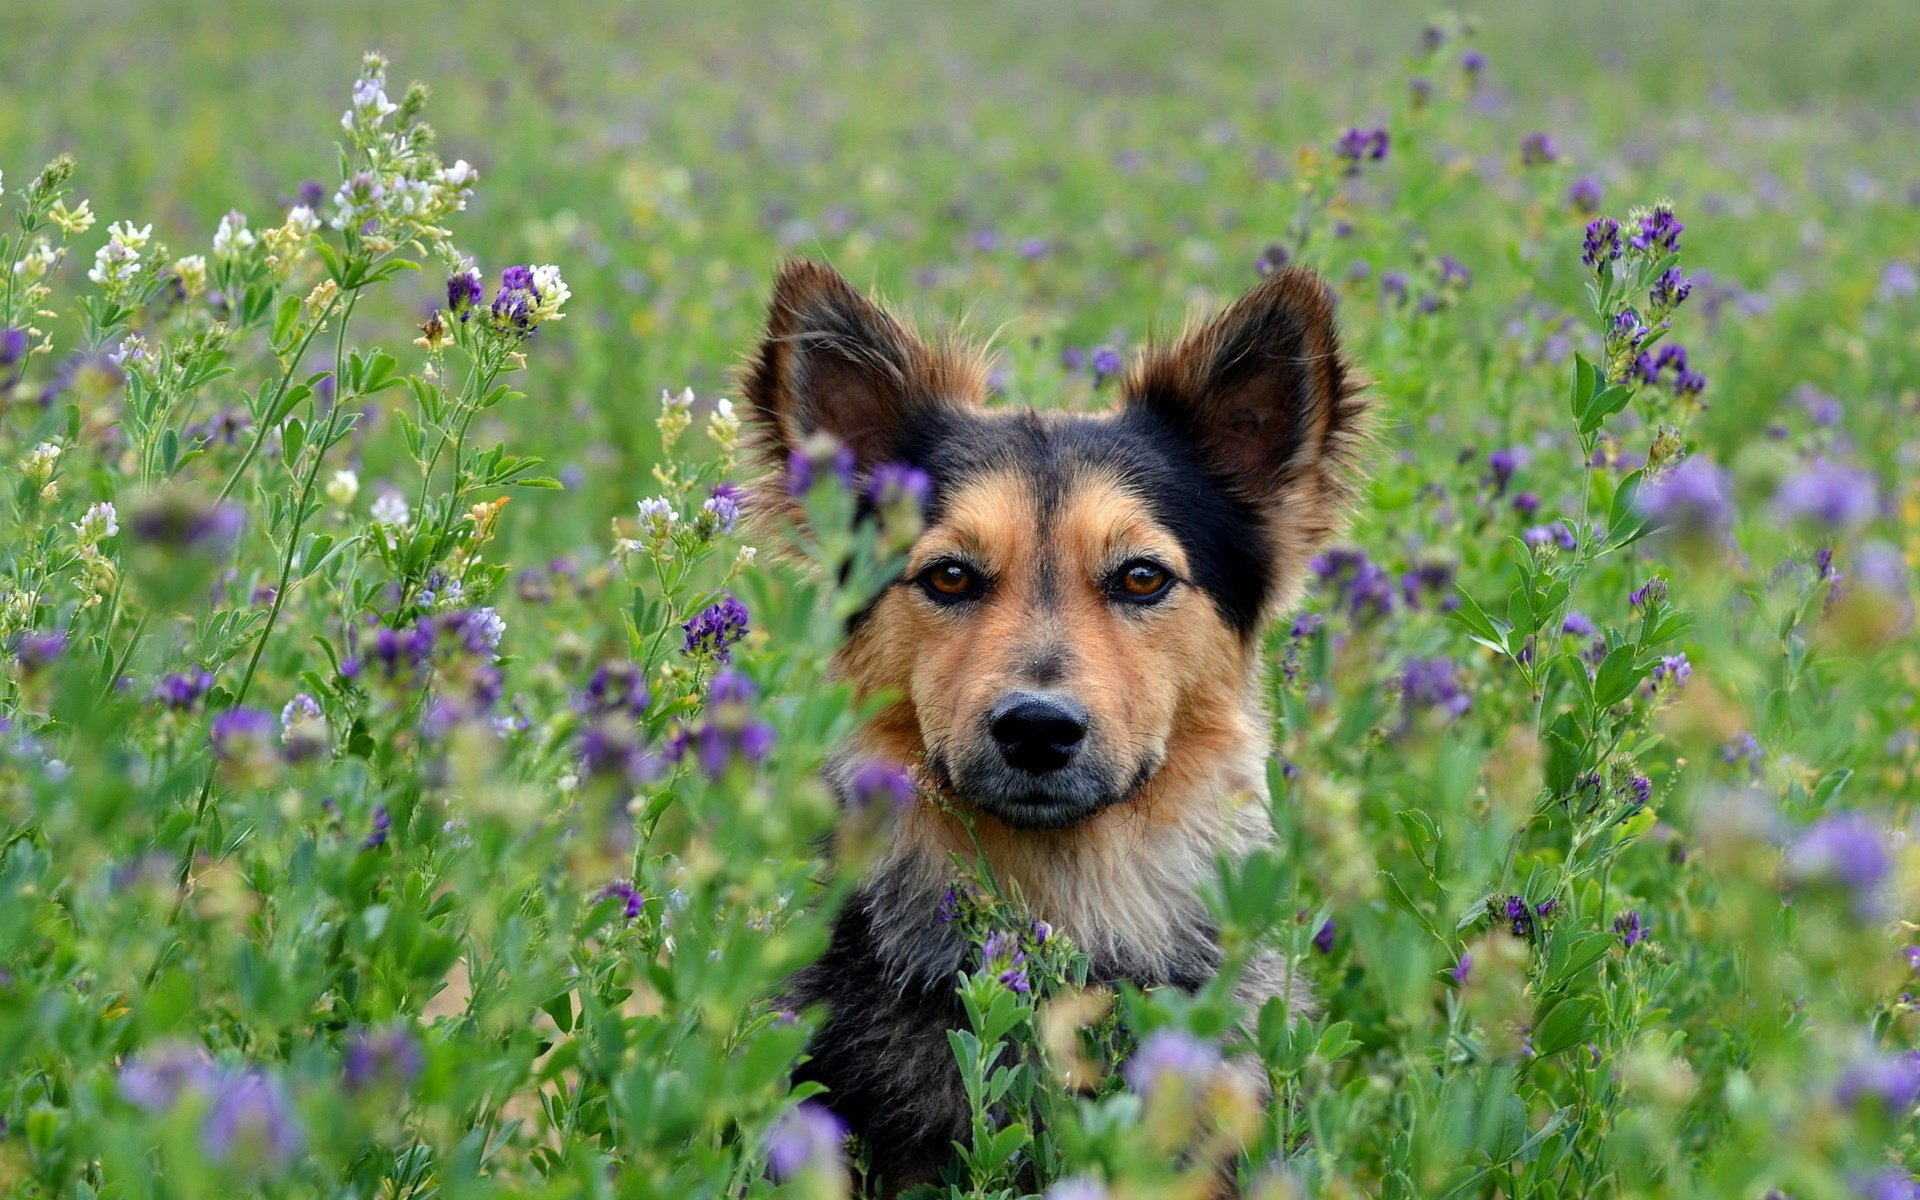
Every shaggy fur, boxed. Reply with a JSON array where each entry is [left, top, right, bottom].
[[742, 259, 1367, 1195]]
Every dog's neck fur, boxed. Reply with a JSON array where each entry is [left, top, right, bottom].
[[831, 678, 1276, 993]]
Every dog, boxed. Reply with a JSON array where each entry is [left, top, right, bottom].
[[740, 259, 1367, 1194]]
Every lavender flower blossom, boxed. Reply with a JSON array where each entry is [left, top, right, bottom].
[[681, 594, 750, 662], [343, 1024, 424, 1092], [1638, 458, 1733, 538], [596, 879, 645, 919], [1123, 1028, 1221, 1100], [1773, 462, 1878, 530], [766, 1102, 847, 1180]]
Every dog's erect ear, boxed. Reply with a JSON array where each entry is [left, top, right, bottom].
[[740, 259, 981, 478], [1124, 266, 1369, 549]]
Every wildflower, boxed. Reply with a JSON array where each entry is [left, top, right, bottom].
[[1608, 308, 1650, 353], [666, 669, 776, 777], [1627, 774, 1653, 807], [279, 693, 328, 760], [210, 707, 276, 762], [682, 593, 750, 662], [1628, 203, 1684, 255], [88, 220, 153, 293], [1649, 266, 1692, 314], [1880, 262, 1918, 302], [1581, 217, 1622, 270], [1651, 653, 1691, 688], [1453, 952, 1473, 983], [707, 395, 742, 452], [1503, 895, 1535, 938], [200, 1069, 304, 1170], [154, 669, 215, 711], [1519, 132, 1559, 167], [1614, 910, 1646, 948], [1255, 242, 1290, 275], [1567, 176, 1604, 214], [786, 434, 857, 496], [370, 491, 411, 528], [766, 1102, 847, 1182], [581, 661, 650, 718], [446, 267, 484, 318], [1313, 918, 1336, 954], [1786, 813, 1890, 914], [1402, 659, 1471, 720], [1835, 1049, 1920, 1114], [1381, 270, 1410, 304], [1123, 1028, 1221, 1101], [1461, 49, 1487, 75], [118, 1043, 220, 1112], [326, 469, 360, 508], [1630, 578, 1667, 608], [73, 501, 118, 544], [128, 491, 245, 554], [635, 496, 677, 547], [1795, 385, 1843, 427], [361, 806, 392, 850], [1334, 127, 1391, 174], [698, 484, 742, 537], [169, 254, 209, 297], [48, 197, 94, 234], [1562, 611, 1595, 637], [1437, 255, 1472, 290], [331, 171, 386, 231], [1090, 345, 1123, 381], [1486, 447, 1520, 494], [1639, 458, 1732, 539], [1047, 1178, 1112, 1200], [1773, 462, 1878, 530], [431, 159, 478, 212], [848, 760, 915, 810], [211, 210, 255, 259], [1524, 521, 1578, 551], [1311, 547, 1398, 623], [343, 1024, 424, 1092], [980, 929, 1030, 992], [595, 879, 646, 919]]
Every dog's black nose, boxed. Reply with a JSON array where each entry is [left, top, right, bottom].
[[989, 693, 1089, 774]]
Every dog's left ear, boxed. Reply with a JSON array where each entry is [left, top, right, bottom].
[[1124, 267, 1369, 553]]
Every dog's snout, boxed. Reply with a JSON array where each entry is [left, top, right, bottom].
[[989, 692, 1089, 774]]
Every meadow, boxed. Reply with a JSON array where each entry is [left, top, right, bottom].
[[3, 0, 1919, 1195]]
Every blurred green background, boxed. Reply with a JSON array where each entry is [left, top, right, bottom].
[[4, 0, 1917, 559]]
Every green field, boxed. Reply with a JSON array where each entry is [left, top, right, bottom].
[[3, 1, 1919, 1196]]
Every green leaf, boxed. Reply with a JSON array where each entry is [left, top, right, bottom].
[[1544, 931, 1613, 993], [1530, 996, 1597, 1058], [1569, 354, 1597, 421], [1592, 645, 1646, 707], [1577, 384, 1633, 435]]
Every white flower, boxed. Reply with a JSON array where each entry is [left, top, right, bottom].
[[23, 442, 61, 484], [386, 177, 434, 219], [170, 254, 208, 296], [432, 160, 478, 211], [14, 239, 59, 281], [108, 334, 148, 368], [87, 221, 152, 290], [707, 396, 741, 451], [284, 205, 320, 237], [48, 199, 94, 235], [341, 76, 398, 132], [529, 264, 570, 322], [212, 210, 255, 259], [370, 491, 411, 528], [73, 501, 119, 543], [325, 469, 360, 508], [330, 172, 385, 232], [470, 606, 506, 650], [660, 387, 694, 414]]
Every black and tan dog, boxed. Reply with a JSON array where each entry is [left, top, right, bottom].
[[741, 259, 1367, 1193]]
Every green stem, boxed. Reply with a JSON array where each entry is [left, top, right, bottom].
[[215, 294, 342, 505]]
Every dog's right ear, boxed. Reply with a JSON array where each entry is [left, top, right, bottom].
[[740, 259, 981, 485]]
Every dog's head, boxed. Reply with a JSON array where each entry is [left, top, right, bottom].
[[742, 260, 1366, 832]]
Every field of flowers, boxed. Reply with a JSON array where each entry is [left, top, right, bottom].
[[3, 1, 1919, 1196]]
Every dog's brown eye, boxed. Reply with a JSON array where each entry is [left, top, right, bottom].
[[1114, 560, 1175, 603], [918, 560, 982, 603]]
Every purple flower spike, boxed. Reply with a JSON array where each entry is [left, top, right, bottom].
[[767, 1101, 847, 1181], [1123, 1028, 1221, 1100]]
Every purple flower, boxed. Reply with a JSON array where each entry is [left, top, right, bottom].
[[1795, 385, 1843, 427], [1438, 255, 1472, 289], [1608, 308, 1649, 352], [681, 594, 750, 662], [13, 629, 67, 674], [210, 707, 275, 762], [1504, 895, 1535, 938], [1461, 49, 1487, 75], [1061, 346, 1087, 372], [1787, 813, 1890, 912], [1627, 774, 1652, 807], [1567, 177, 1604, 215], [1650, 267, 1692, 312], [1773, 462, 1878, 530], [700, 485, 742, 534], [1614, 910, 1646, 948], [1047, 1178, 1112, 1200], [1836, 1050, 1920, 1114], [1879, 262, 1918, 301], [766, 1101, 847, 1181], [1401, 658, 1470, 720], [1519, 132, 1558, 167], [1090, 345, 1123, 380], [582, 661, 649, 718], [1312, 918, 1336, 954], [866, 462, 931, 511], [343, 1024, 424, 1092], [1652, 653, 1692, 688], [200, 1069, 303, 1169], [1524, 521, 1578, 551], [1123, 1029, 1221, 1100], [128, 494, 244, 554], [362, 805, 391, 850], [154, 668, 215, 711], [1638, 458, 1733, 538], [1254, 242, 1291, 276], [1452, 952, 1473, 984], [785, 440, 856, 496], [1487, 447, 1520, 494], [0, 327, 27, 368], [848, 761, 915, 811], [1562, 611, 1596, 638], [1018, 236, 1050, 261], [1629, 578, 1667, 609], [1312, 547, 1398, 623], [1381, 271, 1410, 304], [118, 1043, 219, 1112], [980, 929, 1030, 992], [665, 669, 776, 778], [596, 879, 645, 920], [1582, 218, 1622, 269], [1513, 491, 1540, 516], [1854, 1169, 1920, 1200], [1629, 205, 1684, 255], [446, 268, 483, 317], [1334, 127, 1391, 174]]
